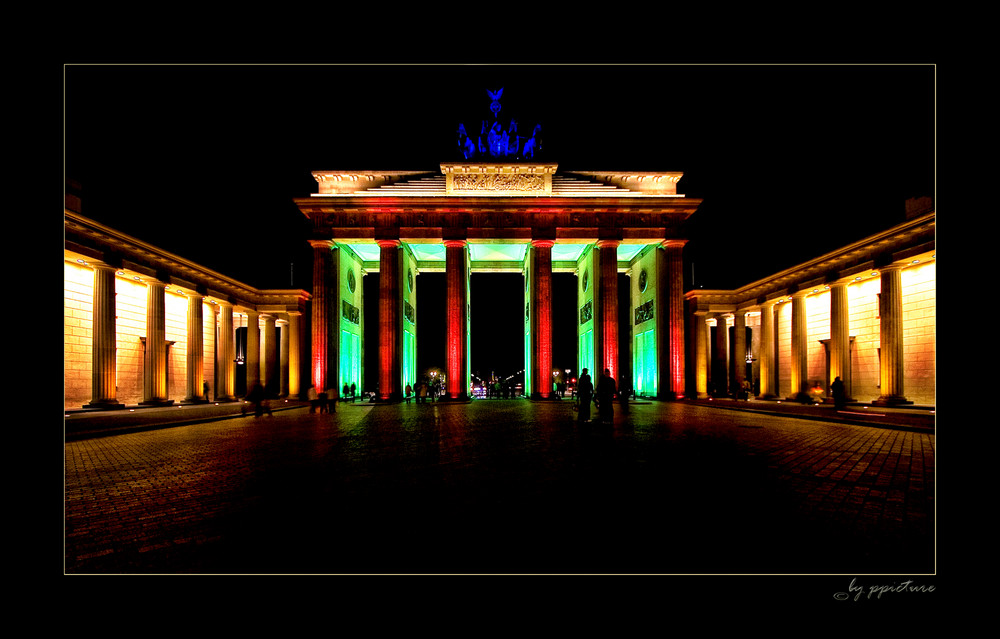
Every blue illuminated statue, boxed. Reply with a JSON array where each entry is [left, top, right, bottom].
[[457, 88, 542, 160]]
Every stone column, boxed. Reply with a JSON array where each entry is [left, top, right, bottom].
[[662, 239, 686, 399], [286, 311, 302, 398], [217, 302, 236, 401], [88, 263, 123, 409], [875, 265, 911, 405], [758, 301, 778, 398], [694, 312, 709, 398], [444, 239, 470, 400], [733, 310, 747, 395], [595, 239, 619, 382], [262, 313, 277, 396], [309, 240, 336, 397], [378, 239, 402, 401], [278, 317, 289, 397], [529, 239, 554, 399], [711, 314, 729, 397], [245, 309, 260, 394], [184, 292, 205, 403], [788, 293, 808, 401], [829, 282, 853, 400], [142, 278, 170, 405]]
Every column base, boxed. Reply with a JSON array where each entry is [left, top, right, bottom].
[[84, 400, 126, 410], [872, 396, 913, 407], [139, 399, 175, 407]]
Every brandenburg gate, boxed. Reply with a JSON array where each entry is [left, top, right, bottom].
[[295, 163, 702, 401]]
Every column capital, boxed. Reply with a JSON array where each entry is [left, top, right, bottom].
[[595, 239, 620, 250], [530, 239, 555, 249], [443, 239, 468, 249], [377, 239, 402, 249], [660, 239, 688, 249], [308, 239, 336, 250]]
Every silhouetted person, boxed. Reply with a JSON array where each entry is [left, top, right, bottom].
[[577, 368, 593, 422], [596, 368, 616, 425], [350, 383, 357, 402], [308, 386, 319, 413], [405, 383, 413, 404], [831, 376, 846, 411], [203, 381, 210, 403]]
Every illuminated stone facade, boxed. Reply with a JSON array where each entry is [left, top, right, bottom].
[[296, 163, 700, 401], [685, 209, 935, 405], [64, 206, 309, 412]]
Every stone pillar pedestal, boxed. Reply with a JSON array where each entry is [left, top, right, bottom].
[[87, 263, 124, 409], [444, 239, 469, 400], [874, 265, 912, 405]]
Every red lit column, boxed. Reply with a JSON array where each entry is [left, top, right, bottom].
[[875, 265, 911, 405], [530, 239, 554, 399], [88, 263, 123, 409], [142, 278, 170, 405], [661, 239, 686, 399], [444, 239, 469, 400], [184, 292, 205, 403], [309, 240, 335, 396], [378, 239, 402, 401], [596, 239, 619, 382]]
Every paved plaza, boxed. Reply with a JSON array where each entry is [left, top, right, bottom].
[[64, 399, 935, 575]]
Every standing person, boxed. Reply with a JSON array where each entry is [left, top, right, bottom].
[[203, 381, 210, 403], [308, 386, 319, 413], [405, 383, 413, 404], [319, 388, 329, 413], [831, 376, 846, 411], [577, 368, 594, 423], [343, 383, 350, 405], [350, 382, 357, 403], [596, 368, 617, 425]]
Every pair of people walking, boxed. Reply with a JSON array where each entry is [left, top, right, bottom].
[[576, 367, 617, 425]]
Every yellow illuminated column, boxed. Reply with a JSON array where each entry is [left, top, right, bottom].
[[711, 314, 729, 396], [875, 265, 911, 405], [184, 292, 205, 403], [278, 317, 289, 397], [217, 302, 236, 401], [829, 282, 853, 400], [733, 310, 747, 395], [246, 309, 260, 393], [758, 300, 778, 398], [788, 292, 808, 401], [695, 312, 709, 398], [142, 278, 169, 405], [262, 313, 277, 395], [88, 263, 122, 409], [287, 311, 302, 398]]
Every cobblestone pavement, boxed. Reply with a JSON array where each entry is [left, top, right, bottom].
[[64, 400, 934, 575]]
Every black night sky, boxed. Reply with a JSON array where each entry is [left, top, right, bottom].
[[64, 63, 935, 388]]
